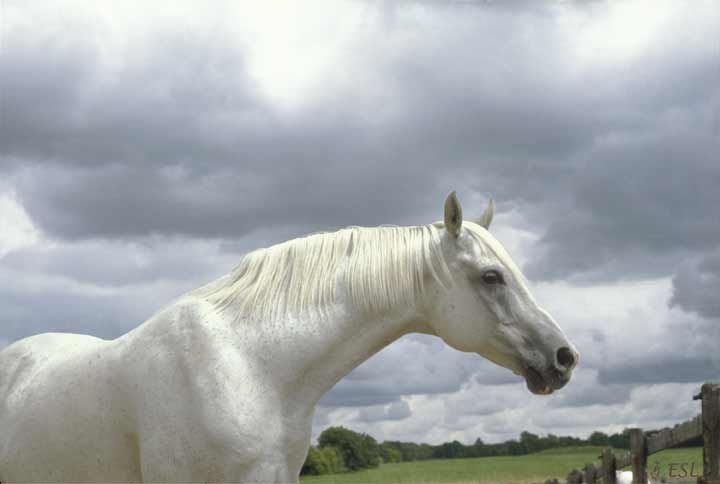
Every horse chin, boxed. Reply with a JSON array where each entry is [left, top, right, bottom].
[[522, 366, 554, 396], [476, 353, 558, 395]]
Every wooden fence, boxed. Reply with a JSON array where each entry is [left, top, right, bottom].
[[545, 382, 720, 484]]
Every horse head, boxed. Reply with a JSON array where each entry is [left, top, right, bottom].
[[425, 191, 579, 395]]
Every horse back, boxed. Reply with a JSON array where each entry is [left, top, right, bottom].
[[0, 332, 141, 482], [0, 332, 106, 403]]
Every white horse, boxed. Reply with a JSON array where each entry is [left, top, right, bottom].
[[0, 192, 578, 483]]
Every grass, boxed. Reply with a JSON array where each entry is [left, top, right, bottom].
[[300, 446, 703, 484]]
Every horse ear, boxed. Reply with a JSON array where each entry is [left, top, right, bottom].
[[475, 198, 495, 229], [444, 191, 463, 238]]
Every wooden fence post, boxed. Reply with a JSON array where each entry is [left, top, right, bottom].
[[584, 462, 598, 483], [629, 428, 648, 484], [700, 383, 720, 484], [568, 468, 584, 484], [602, 447, 617, 484]]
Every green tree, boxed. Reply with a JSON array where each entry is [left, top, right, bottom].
[[507, 439, 526, 456], [520, 431, 542, 454], [301, 447, 330, 476], [608, 429, 631, 449], [320, 446, 345, 473], [418, 443, 434, 460], [378, 443, 402, 463], [432, 440, 467, 459], [318, 426, 379, 471], [543, 434, 560, 450], [589, 431, 610, 446], [360, 433, 381, 468]]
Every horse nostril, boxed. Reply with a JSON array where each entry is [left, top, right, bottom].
[[556, 347, 576, 370]]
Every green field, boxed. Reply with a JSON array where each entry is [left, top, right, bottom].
[[301, 446, 703, 484]]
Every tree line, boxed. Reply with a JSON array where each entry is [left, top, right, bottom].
[[302, 426, 700, 476]]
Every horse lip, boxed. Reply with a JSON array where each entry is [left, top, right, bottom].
[[522, 366, 553, 395]]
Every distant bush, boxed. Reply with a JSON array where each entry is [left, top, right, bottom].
[[378, 443, 402, 463], [608, 429, 631, 449], [300, 445, 345, 475], [589, 431, 610, 446], [432, 440, 467, 459], [301, 447, 328, 476], [381, 441, 433, 461], [321, 446, 345, 473], [302, 423, 653, 477]]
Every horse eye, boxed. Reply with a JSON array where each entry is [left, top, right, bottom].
[[481, 270, 504, 285]]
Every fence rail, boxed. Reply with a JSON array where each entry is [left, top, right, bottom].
[[545, 382, 720, 484], [647, 416, 702, 455]]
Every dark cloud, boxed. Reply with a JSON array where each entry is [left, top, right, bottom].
[[14, 161, 431, 240], [2, 0, 716, 283], [319, 331, 528, 409], [0, 238, 242, 342], [597, 355, 719, 385], [0, 269, 165, 342], [1, 10, 439, 239], [670, 250, 720, 319], [320, 335, 500, 407], [0, 22, 259, 168], [524, 126, 720, 283], [1, 238, 236, 288], [549, 371, 633, 408], [1, 1, 719, 443]]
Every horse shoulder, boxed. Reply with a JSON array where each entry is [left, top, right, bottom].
[[136, 298, 309, 474], [116, 298, 273, 471]]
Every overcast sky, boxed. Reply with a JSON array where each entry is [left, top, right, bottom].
[[1, 0, 719, 445]]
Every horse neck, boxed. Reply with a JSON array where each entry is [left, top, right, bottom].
[[243, 297, 433, 411]]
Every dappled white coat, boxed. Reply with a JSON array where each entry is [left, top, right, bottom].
[[0, 193, 578, 482]]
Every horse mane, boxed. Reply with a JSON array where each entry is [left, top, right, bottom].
[[192, 224, 455, 321]]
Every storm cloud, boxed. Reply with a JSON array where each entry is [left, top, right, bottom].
[[1, 0, 718, 444]]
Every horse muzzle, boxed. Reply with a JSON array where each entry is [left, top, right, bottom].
[[522, 359, 576, 395], [522, 365, 567, 395]]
